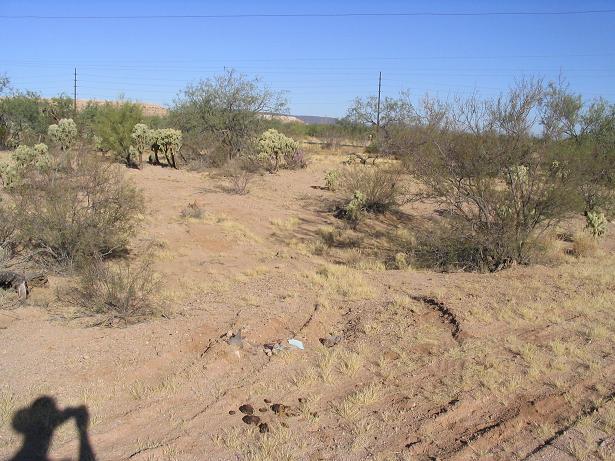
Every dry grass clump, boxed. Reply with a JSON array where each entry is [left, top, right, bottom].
[[69, 255, 160, 325], [310, 264, 374, 299], [570, 232, 599, 258], [339, 165, 407, 213]]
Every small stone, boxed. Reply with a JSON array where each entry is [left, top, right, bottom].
[[259, 422, 270, 433], [228, 410, 236, 415], [242, 415, 261, 425], [281, 421, 289, 428], [298, 397, 304, 403], [271, 403, 286, 414], [264, 398, 271, 404], [239, 404, 254, 415], [258, 407, 268, 413]]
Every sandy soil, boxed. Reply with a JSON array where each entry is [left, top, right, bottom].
[[1, 151, 614, 461]]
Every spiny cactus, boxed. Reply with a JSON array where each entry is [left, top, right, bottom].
[[585, 210, 608, 237], [149, 128, 182, 169], [130, 123, 151, 167], [256, 129, 300, 172], [0, 143, 51, 188], [345, 190, 367, 222], [324, 170, 340, 191], [47, 118, 77, 151]]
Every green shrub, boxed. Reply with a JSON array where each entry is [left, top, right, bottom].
[[255, 128, 300, 171], [171, 69, 287, 164], [94, 101, 143, 167], [47, 118, 77, 150]]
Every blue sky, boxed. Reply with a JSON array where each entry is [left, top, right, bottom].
[[1, 0, 614, 117]]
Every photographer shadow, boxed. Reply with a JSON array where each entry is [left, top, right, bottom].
[[9, 395, 96, 461]]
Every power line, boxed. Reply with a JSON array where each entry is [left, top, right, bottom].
[[1, 9, 615, 19]]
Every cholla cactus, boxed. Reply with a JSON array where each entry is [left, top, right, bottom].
[[345, 190, 366, 222], [585, 210, 608, 237], [257, 129, 300, 171], [508, 165, 529, 185], [47, 118, 77, 150], [93, 135, 104, 151], [150, 128, 182, 168], [0, 143, 51, 188], [130, 123, 151, 166], [324, 170, 340, 191]]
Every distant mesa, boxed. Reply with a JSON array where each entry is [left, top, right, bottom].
[[75, 100, 337, 124]]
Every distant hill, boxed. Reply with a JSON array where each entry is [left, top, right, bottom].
[[292, 115, 338, 125], [76, 100, 337, 124]]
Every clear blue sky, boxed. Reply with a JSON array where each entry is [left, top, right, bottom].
[[1, 0, 614, 117]]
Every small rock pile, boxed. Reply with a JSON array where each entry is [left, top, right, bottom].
[[229, 398, 302, 433]]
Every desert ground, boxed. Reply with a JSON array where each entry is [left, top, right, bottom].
[[1, 147, 614, 461]]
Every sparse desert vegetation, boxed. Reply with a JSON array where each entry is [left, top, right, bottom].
[[1, 13, 614, 461]]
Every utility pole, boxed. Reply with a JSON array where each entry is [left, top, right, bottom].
[[376, 71, 382, 139], [73, 68, 77, 115]]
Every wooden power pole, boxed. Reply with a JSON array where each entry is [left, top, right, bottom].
[[376, 71, 382, 138], [73, 68, 77, 115]]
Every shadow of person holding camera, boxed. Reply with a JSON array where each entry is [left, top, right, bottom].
[[9, 395, 96, 461]]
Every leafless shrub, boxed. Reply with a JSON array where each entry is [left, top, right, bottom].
[[71, 255, 159, 325], [221, 159, 253, 195], [180, 202, 203, 219]]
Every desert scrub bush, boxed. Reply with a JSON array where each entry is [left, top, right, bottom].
[[339, 165, 406, 213], [170, 69, 287, 163], [72, 256, 159, 324], [94, 100, 143, 167], [129, 123, 151, 167], [403, 79, 585, 271], [9, 153, 143, 267], [585, 211, 608, 237], [149, 128, 182, 168], [255, 128, 302, 171], [47, 118, 77, 150], [324, 170, 340, 191]]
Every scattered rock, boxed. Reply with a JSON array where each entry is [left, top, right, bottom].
[[228, 410, 236, 415], [298, 397, 304, 403], [242, 415, 261, 426], [259, 422, 270, 433], [319, 335, 342, 348], [258, 407, 268, 413], [288, 338, 304, 350], [264, 398, 271, 404], [239, 404, 254, 415], [599, 436, 615, 449], [264, 343, 285, 355], [271, 403, 286, 414], [227, 331, 244, 347]]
